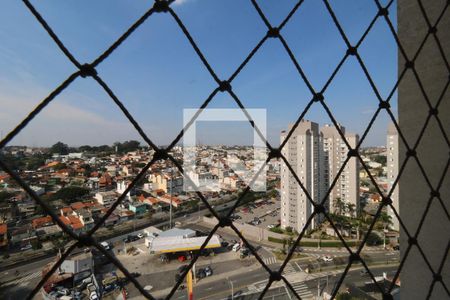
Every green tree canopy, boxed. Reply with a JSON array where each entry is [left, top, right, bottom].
[[50, 142, 69, 155], [53, 186, 90, 203]]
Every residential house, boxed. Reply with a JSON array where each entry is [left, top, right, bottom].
[[128, 202, 147, 215], [95, 191, 116, 207], [31, 216, 54, 229]]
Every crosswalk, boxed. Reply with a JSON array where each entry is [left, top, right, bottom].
[[262, 256, 277, 265], [1, 271, 41, 287], [287, 281, 314, 299]]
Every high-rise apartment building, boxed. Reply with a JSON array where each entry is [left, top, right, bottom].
[[280, 122, 359, 233], [321, 124, 360, 217], [387, 123, 399, 231], [280, 120, 322, 232]]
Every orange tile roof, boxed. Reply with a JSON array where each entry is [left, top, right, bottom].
[[32, 216, 53, 229], [60, 207, 73, 215], [0, 224, 7, 235], [59, 216, 71, 225]]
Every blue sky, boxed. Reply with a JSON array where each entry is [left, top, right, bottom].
[[0, 0, 397, 147]]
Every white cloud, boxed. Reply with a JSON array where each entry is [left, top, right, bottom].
[[173, 0, 193, 6]]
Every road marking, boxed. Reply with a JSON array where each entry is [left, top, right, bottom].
[[288, 281, 314, 299], [294, 261, 303, 272], [263, 256, 277, 265]]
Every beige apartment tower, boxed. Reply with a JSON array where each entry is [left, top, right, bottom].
[[280, 120, 322, 232], [387, 123, 399, 231], [321, 124, 360, 217], [281, 122, 359, 233]]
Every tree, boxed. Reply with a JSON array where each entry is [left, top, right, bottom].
[[372, 154, 387, 165], [78, 145, 93, 152], [114, 140, 141, 153], [53, 186, 90, 203], [49, 142, 69, 155], [346, 203, 356, 218], [334, 197, 345, 215]]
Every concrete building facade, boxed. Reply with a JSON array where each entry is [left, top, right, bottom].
[[321, 124, 360, 217], [280, 121, 359, 233], [386, 123, 399, 231], [280, 120, 322, 232]]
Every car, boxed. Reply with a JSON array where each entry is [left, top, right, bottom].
[[393, 245, 400, 251], [82, 277, 93, 285], [159, 254, 169, 262], [123, 237, 131, 243], [20, 244, 32, 251], [221, 241, 229, 248], [178, 255, 186, 262], [196, 269, 206, 279], [321, 255, 333, 262], [127, 235, 139, 242], [267, 224, 275, 229], [90, 291, 98, 300], [100, 241, 111, 250], [232, 243, 241, 252], [204, 266, 213, 277], [137, 233, 145, 239], [130, 272, 141, 278], [360, 269, 369, 276]]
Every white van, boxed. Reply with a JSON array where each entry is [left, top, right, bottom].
[[232, 243, 241, 252], [100, 241, 110, 250]]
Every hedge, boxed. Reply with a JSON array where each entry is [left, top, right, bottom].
[[268, 236, 359, 247]]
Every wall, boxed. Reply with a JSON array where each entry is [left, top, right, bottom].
[[398, 0, 449, 298]]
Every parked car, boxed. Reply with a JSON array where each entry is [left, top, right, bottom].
[[232, 243, 241, 252], [360, 269, 369, 276], [196, 269, 206, 279], [100, 241, 111, 250], [321, 255, 333, 262], [159, 254, 169, 262], [393, 245, 400, 251], [130, 272, 141, 278], [240, 248, 250, 258], [204, 266, 213, 277], [20, 244, 32, 251], [90, 291, 98, 300], [221, 241, 229, 248]]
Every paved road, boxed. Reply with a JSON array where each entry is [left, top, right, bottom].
[[167, 265, 399, 300], [0, 200, 238, 296]]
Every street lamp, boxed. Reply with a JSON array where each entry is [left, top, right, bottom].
[[227, 277, 234, 300]]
